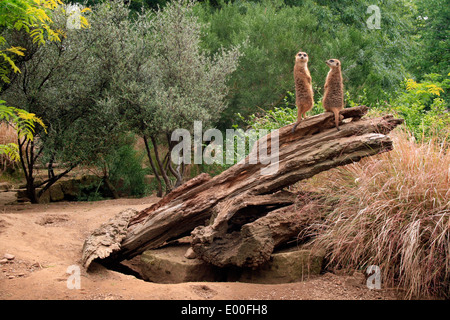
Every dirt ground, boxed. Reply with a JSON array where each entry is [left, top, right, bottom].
[[0, 197, 400, 300]]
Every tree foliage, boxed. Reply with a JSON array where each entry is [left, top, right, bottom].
[[111, 0, 241, 194], [195, 0, 418, 128], [0, 0, 61, 164], [388, 73, 450, 140], [412, 0, 449, 77], [0, 1, 123, 202]]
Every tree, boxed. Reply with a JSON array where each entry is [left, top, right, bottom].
[[195, 0, 418, 128], [412, 0, 450, 77], [0, 0, 65, 163], [112, 0, 241, 195], [0, 2, 126, 203]]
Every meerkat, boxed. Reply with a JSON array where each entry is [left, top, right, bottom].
[[292, 51, 314, 133], [323, 58, 344, 131]]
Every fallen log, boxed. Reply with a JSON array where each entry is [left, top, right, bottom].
[[191, 191, 332, 268], [81, 106, 403, 269]]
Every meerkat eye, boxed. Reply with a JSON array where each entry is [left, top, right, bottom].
[[330, 59, 334, 62]]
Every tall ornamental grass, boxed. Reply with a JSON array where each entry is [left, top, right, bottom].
[[309, 129, 450, 298]]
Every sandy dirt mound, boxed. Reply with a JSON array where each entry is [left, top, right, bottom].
[[0, 197, 398, 300]]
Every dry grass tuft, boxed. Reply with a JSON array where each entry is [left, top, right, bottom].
[[308, 129, 450, 298]]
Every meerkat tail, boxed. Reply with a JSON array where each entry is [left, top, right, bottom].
[[332, 108, 340, 131], [292, 120, 301, 133]]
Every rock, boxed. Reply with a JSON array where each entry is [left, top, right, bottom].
[[35, 188, 50, 204], [49, 183, 64, 202], [15, 189, 30, 202], [139, 244, 324, 284], [79, 175, 101, 187], [4, 253, 15, 260], [0, 191, 18, 205], [237, 247, 324, 284], [0, 182, 12, 192], [18, 179, 43, 189], [184, 247, 197, 259], [0, 258, 8, 264], [59, 179, 80, 199], [140, 245, 220, 283]]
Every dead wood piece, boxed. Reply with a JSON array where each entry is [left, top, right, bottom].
[[81, 208, 138, 269], [190, 133, 396, 267], [191, 194, 329, 268], [81, 106, 403, 268]]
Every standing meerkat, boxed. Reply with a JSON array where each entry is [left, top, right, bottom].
[[323, 58, 344, 130], [292, 51, 314, 133]]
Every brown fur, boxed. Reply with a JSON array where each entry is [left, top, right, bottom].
[[292, 51, 314, 133], [323, 58, 344, 130]]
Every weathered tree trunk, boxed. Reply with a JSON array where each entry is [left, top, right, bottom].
[[81, 106, 403, 269], [191, 191, 331, 268]]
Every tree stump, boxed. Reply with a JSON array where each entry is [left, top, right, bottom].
[[81, 106, 403, 269]]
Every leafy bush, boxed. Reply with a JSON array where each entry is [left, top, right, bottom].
[[105, 135, 149, 197], [387, 73, 450, 141], [238, 91, 324, 131]]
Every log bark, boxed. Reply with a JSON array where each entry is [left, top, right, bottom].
[[81, 106, 403, 269], [191, 192, 331, 268], [81, 208, 138, 269]]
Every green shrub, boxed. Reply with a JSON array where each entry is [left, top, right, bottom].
[[238, 91, 324, 131], [386, 73, 450, 141], [105, 135, 149, 197]]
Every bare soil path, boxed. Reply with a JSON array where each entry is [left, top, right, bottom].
[[0, 197, 398, 300]]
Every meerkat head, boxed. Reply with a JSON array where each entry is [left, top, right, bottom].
[[326, 59, 341, 69], [296, 51, 309, 64]]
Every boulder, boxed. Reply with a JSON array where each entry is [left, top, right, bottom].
[[0, 182, 12, 192], [18, 179, 43, 189], [237, 247, 324, 284], [15, 189, 29, 202], [59, 179, 80, 199], [49, 183, 65, 202], [79, 175, 101, 187], [36, 188, 50, 204], [0, 191, 18, 205], [138, 244, 324, 284], [139, 245, 220, 283]]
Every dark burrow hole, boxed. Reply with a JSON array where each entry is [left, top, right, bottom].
[[95, 257, 144, 280]]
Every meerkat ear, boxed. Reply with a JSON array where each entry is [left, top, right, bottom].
[[336, 61, 340, 65]]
